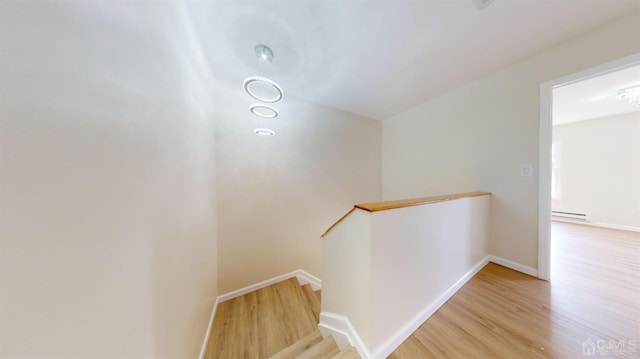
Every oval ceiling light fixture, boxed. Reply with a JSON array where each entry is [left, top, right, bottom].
[[243, 76, 284, 103], [254, 128, 275, 137], [255, 44, 273, 64], [249, 103, 279, 118]]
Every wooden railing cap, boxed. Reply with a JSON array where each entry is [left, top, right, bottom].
[[355, 191, 491, 212], [322, 191, 491, 238]]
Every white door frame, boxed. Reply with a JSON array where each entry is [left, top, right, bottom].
[[537, 52, 640, 280]]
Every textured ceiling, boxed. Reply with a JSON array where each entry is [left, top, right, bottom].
[[186, 0, 640, 120]]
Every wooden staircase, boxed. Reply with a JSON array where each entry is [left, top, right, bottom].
[[204, 277, 360, 359]]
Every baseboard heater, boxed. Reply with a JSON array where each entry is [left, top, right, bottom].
[[552, 211, 591, 222]]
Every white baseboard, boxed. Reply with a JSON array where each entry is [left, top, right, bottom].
[[295, 270, 322, 291], [217, 269, 321, 303], [370, 255, 490, 359], [553, 218, 640, 233], [367, 255, 536, 358], [199, 269, 321, 359], [588, 221, 640, 233], [198, 297, 219, 359], [318, 312, 371, 359], [489, 255, 538, 277]]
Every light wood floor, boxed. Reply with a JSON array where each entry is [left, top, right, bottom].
[[204, 278, 320, 358], [390, 222, 640, 358]]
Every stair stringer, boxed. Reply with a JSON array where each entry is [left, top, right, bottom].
[[318, 312, 370, 359]]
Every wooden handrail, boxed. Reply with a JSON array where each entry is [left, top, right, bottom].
[[322, 192, 491, 237], [355, 192, 491, 212]]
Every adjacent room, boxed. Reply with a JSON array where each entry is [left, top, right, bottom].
[[549, 64, 640, 358]]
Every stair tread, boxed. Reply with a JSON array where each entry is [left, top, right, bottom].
[[315, 289, 321, 302], [297, 335, 340, 359], [204, 277, 318, 359], [301, 284, 321, 322], [331, 346, 361, 359], [269, 330, 323, 359]]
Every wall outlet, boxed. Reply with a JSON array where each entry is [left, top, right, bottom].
[[520, 164, 534, 177]]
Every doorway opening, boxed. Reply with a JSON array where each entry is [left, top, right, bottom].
[[538, 53, 640, 280]]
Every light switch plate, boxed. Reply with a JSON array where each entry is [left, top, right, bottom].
[[520, 164, 534, 177]]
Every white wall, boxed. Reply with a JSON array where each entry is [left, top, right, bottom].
[[322, 209, 372, 348], [370, 195, 490, 358], [552, 112, 640, 229], [382, 12, 640, 270], [0, 2, 218, 358], [214, 76, 381, 293], [321, 194, 490, 359]]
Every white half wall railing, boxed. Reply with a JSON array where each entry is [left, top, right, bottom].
[[320, 192, 492, 359]]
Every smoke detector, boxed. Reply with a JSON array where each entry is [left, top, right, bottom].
[[473, 0, 494, 9]]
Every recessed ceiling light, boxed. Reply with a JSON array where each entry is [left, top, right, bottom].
[[255, 44, 273, 64], [243, 76, 284, 103], [254, 128, 275, 136], [249, 104, 279, 118]]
